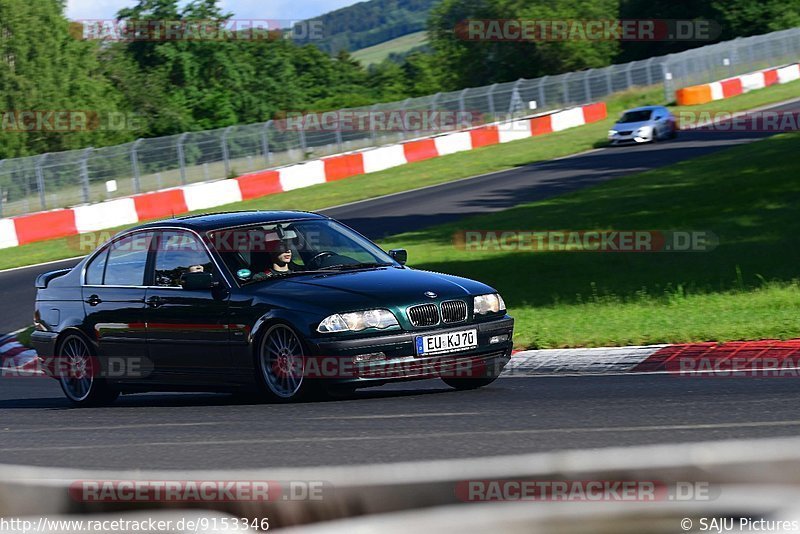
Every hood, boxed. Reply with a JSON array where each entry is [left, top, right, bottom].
[[612, 120, 652, 131], [252, 267, 495, 313]]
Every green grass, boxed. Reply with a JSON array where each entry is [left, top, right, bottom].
[[1, 78, 799, 271], [351, 31, 428, 65], [378, 133, 800, 349]]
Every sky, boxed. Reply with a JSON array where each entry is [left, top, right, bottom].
[[66, 0, 362, 22]]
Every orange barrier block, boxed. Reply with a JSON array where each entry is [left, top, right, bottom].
[[236, 170, 282, 201], [582, 102, 608, 123], [323, 153, 365, 181], [14, 210, 77, 245], [763, 69, 779, 87], [133, 189, 188, 221], [529, 115, 553, 136], [469, 125, 500, 148], [720, 78, 743, 98], [675, 84, 713, 106], [402, 139, 439, 163]]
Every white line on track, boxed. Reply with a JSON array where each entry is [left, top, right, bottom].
[[4, 419, 800, 452], [0, 422, 224, 434], [307, 412, 480, 420]]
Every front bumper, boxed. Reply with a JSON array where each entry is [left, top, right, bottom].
[[609, 132, 652, 145], [308, 316, 514, 385]]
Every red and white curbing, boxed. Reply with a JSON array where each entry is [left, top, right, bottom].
[[4, 336, 800, 378], [0, 333, 38, 372], [676, 63, 800, 106], [0, 102, 607, 250], [508, 339, 800, 376]]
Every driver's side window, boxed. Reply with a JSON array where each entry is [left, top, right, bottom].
[[153, 231, 214, 287]]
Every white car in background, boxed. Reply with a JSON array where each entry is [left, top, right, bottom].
[[608, 106, 677, 145]]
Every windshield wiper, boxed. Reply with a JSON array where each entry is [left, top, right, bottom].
[[319, 262, 393, 271]]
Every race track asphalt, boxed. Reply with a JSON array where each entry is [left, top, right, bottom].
[[0, 99, 797, 470], [2, 374, 800, 469]]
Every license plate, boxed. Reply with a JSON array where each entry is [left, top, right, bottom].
[[416, 329, 477, 356]]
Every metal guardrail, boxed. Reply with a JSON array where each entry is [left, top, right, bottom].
[[4, 436, 800, 530], [0, 27, 798, 218]]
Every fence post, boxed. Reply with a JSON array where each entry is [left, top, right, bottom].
[[221, 126, 234, 178], [538, 76, 548, 111], [261, 121, 273, 166], [583, 69, 593, 102], [35, 154, 48, 210], [487, 84, 498, 118], [645, 57, 655, 86], [368, 105, 379, 144], [457, 89, 469, 126], [625, 63, 634, 90], [80, 148, 92, 203], [177, 133, 189, 184], [605, 68, 613, 96], [562, 73, 571, 104], [509, 79, 523, 116], [130, 139, 143, 194], [298, 119, 308, 157], [662, 61, 672, 103], [400, 98, 412, 138]]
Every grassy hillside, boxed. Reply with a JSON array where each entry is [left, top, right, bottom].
[[294, 0, 438, 54], [351, 31, 429, 64]]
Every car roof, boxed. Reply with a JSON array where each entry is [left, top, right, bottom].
[[130, 210, 329, 233], [624, 106, 665, 112]]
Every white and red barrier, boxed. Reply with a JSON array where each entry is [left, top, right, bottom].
[[676, 63, 800, 106], [0, 102, 607, 249]]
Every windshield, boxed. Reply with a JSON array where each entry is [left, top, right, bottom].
[[618, 110, 653, 123], [208, 219, 396, 284]]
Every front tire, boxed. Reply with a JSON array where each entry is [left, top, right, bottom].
[[57, 334, 119, 407], [256, 324, 312, 402]]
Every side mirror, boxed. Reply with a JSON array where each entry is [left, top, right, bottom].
[[181, 272, 216, 290], [389, 249, 408, 265]]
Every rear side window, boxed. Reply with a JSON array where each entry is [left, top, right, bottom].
[[84, 249, 108, 285], [153, 231, 214, 287], [103, 233, 153, 286]]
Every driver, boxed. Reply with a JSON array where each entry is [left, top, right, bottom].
[[252, 240, 303, 280]]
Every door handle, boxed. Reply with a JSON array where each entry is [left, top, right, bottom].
[[85, 295, 102, 307], [147, 296, 163, 308]]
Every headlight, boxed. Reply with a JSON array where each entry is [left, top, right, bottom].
[[317, 309, 399, 333], [608, 129, 618, 136], [474, 293, 506, 315]]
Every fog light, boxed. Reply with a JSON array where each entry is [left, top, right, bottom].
[[489, 335, 509, 344], [353, 352, 386, 363]]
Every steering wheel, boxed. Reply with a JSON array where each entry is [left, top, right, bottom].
[[310, 251, 337, 268]]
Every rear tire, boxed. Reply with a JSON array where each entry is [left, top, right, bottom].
[[57, 333, 119, 407]]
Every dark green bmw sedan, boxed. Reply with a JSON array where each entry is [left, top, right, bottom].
[[31, 211, 514, 406]]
